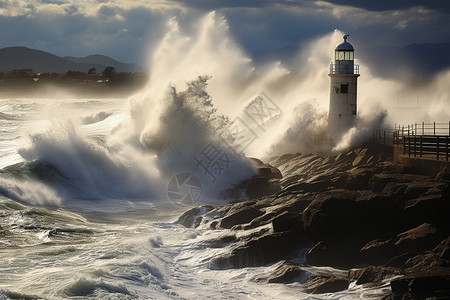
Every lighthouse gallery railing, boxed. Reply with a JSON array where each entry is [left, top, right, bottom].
[[329, 63, 360, 75]]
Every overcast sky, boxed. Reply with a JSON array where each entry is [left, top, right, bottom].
[[0, 0, 448, 64]]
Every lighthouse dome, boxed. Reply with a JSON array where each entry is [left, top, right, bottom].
[[335, 35, 354, 50]]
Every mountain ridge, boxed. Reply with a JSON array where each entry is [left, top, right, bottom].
[[0, 47, 145, 74]]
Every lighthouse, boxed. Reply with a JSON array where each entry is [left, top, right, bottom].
[[328, 34, 360, 142]]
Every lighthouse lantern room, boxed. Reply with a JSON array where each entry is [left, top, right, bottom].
[[328, 34, 360, 141]]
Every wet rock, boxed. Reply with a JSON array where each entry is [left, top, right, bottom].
[[177, 206, 214, 228], [272, 211, 303, 233], [306, 238, 365, 268], [210, 231, 311, 269], [270, 194, 312, 214], [389, 275, 450, 299], [204, 234, 236, 248], [348, 266, 402, 286], [440, 237, 450, 259], [243, 212, 278, 230], [343, 168, 374, 190], [370, 174, 429, 193], [395, 223, 443, 254], [219, 207, 264, 229], [404, 194, 450, 227], [360, 238, 400, 266], [304, 274, 349, 294], [267, 261, 306, 283], [302, 190, 359, 242]]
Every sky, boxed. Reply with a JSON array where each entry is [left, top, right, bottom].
[[0, 0, 449, 64]]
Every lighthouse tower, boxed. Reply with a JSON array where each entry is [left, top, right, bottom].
[[328, 34, 360, 141]]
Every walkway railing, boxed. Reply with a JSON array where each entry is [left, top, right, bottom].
[[373, 121, 450, 161]]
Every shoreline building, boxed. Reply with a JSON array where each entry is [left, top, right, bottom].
[[328, 35, 360, 142]]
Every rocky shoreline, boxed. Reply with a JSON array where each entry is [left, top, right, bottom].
[[177, 142, 450, 298]]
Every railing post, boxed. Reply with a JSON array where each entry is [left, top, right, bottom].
[[408, 136, 411, 157], [415, 123, 417, 136], [445, 136, 449, 161], [422, 121, 424, 135], [403, 135, 406, 155], [420, 135, 422, 157], [434, 121, 436, 135], [414, 135, 416, 157], [437, 136, 439, 160]]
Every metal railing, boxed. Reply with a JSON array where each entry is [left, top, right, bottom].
[[402, 135, 449, 161], [374, 121, 450, 161], [395, 122, 450, 136], [329, 63, 360, 75]]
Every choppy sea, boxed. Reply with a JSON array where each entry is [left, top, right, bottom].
[[0, 97, 391, 299]]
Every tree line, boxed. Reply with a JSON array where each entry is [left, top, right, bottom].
[[0, 66, 148, 92]]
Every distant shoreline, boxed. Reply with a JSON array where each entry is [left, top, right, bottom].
[[0, 84, 145, 99]]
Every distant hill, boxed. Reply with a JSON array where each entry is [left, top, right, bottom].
[[64, 54, 144, 73], [249, 43, 450, 79], [0, 47, 145, 74]]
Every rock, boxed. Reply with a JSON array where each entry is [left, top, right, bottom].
[[242, 159, 283, 199], [177, 206, 214, 228], [370, 174, 429, 193], [354, 190, 406, 237], [404, 194, 450, 227], [210, 231, 311, 269], [348, 266, 401, 286], [441, 237, 450, 259], [270, 194, 312, 214], [343, 168, 374, 190], [245, 177, 281, 199], [243, 212, 278, 230], [204, 234, 236, 248], [304, 274, 349, 294], [360, 238, 402, 266], [302, 190, 359, 242], [219, 207, 264, 229], [395, 223, 443, 254], [389, 275, 450, 299], [267, 261, 306, 283], [272, 211, 303, 233], [306, 238, 365, 268]]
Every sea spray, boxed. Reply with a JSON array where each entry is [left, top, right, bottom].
[[17, 121, 163, 203], [333, 107, 388, 152]]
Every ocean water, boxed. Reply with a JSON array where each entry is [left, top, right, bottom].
[[0, 11, 409, 299], [0, 97, 393, 299]]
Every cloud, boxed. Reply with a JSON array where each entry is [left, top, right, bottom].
[[0, 0, 447, 66]]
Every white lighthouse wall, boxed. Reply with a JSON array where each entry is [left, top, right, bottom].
[[328, 74, 358, 140]]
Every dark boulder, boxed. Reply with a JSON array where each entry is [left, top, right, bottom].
[[395, 223, 444, 254], [389, 275, 450, 299], [304, 274, 349, 294], [404, 194, 450, 228], [219, 207, 264, 229], [343, 168, 374, 190], [203, 234, 236, 248], [302, 190, 359, 242], [267, 261, 306, 283], [360, 238, 401, 266], [348, 266, 402, 286], [306, 238, 365, 268], [177, 206, 214, 228], [210, 231, 311, 269], [272, 211, 303, 233]]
